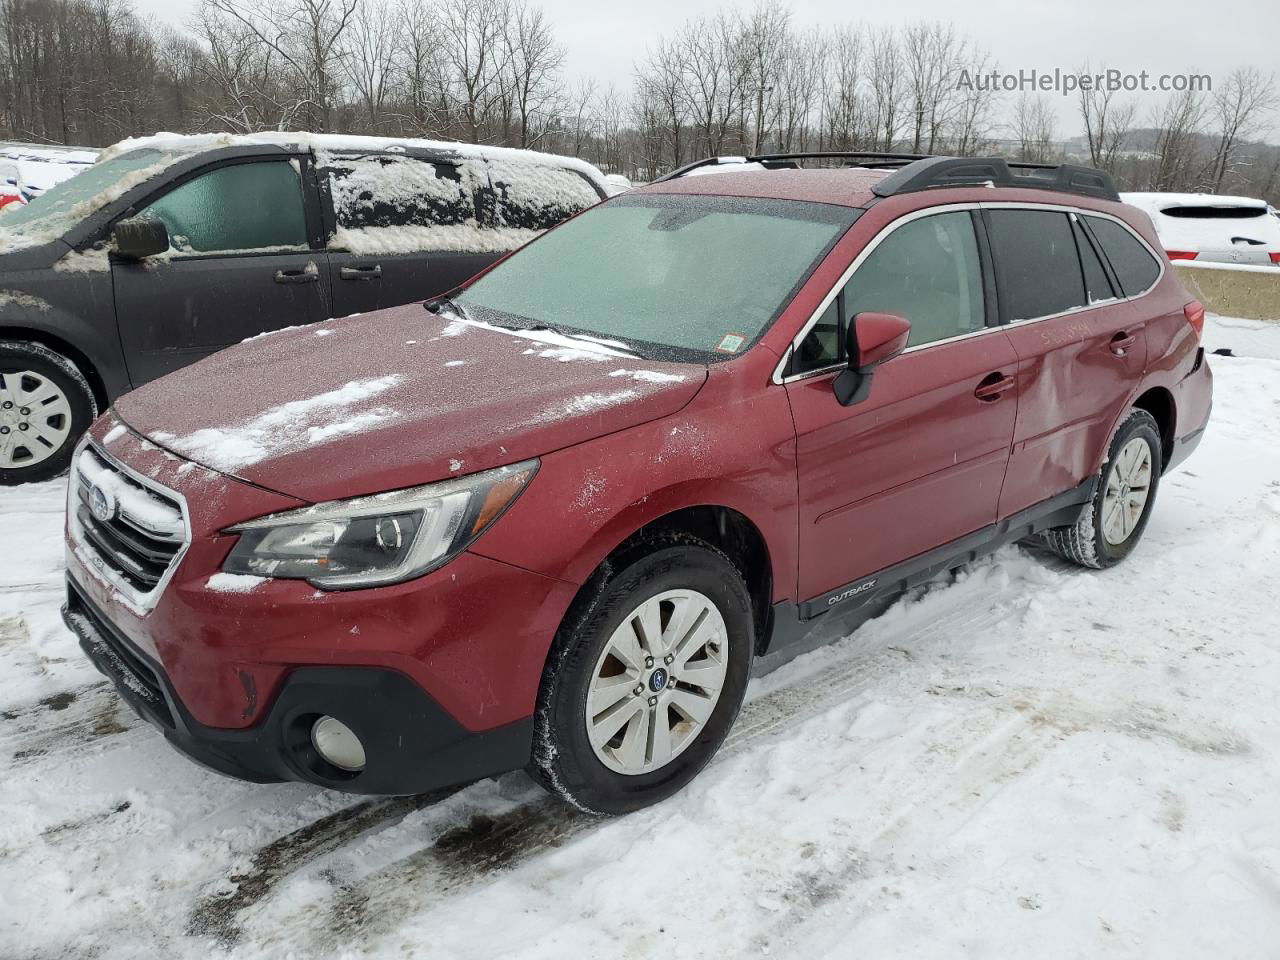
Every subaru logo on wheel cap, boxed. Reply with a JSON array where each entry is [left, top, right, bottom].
[[648, 668, 668, 692], [89, 484, 116, 523]]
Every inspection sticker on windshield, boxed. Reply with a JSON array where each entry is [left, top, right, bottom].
[[715, 333, 746, 354]]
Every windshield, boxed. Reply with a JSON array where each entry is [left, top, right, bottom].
[[0, 148, 174, 245], [457, 194, 857, 361]]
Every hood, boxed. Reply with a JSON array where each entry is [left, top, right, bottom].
[[114, 304, 707, 503]]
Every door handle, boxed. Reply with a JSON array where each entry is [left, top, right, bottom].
[[340, 264, 382, 281], [1109, 331, 1137, 356], [274, 264, 318, 284], [974, 373, 1016, 401]]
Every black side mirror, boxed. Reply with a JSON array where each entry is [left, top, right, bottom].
[[112, 217, 169, 260], [833, 312, 912, 406]]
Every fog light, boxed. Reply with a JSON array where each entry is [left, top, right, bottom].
[[311, 716, 366, 772]]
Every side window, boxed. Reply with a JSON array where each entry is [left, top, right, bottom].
[[140, 161, 307, 254], [323, 154, 477, 238], [485, 160, 601, 231], [841, 211, 985, 349], [1085, 216, 1161, 296], [1072, 217, 1115, 303], [987, 210, 1086, 320]]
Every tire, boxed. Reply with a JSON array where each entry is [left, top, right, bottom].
[[1042, 408, 1162, 569], [0, 340, 97, 486], [529, 535, 754, 814]]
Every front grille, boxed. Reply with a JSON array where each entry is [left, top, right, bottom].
[[66, 582, 174, 728], [72, 445, 186, 596]]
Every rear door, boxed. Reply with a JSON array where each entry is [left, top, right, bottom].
[[988, 206, 1149, 518], [112, 156, 328, 386], [319, 152, 500, 315], [785, 209, 1020, 603]]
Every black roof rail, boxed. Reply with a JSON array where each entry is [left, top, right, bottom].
[[871, 156, 1120, 202], [655, 151, 930, 182]]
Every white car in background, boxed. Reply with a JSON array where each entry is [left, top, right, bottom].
[[1121, 191, 1280, 266]]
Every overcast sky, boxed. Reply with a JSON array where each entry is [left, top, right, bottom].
[[132, 0, 1276, 138]]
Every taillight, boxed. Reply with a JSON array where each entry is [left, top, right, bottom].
[[1270, 252, 1280, 264], [1184, 300, 1205, 338], [1166, 250, 1198, 261]]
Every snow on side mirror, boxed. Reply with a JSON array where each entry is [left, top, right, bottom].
[[112, 217, 169, 260]]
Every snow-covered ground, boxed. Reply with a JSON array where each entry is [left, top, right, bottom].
[[2, 323, 1279, 959]]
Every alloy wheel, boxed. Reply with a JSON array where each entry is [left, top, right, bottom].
[[1101, 436, 1154, 545], [585, 588, 729, 776]]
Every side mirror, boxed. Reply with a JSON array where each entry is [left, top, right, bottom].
[[833, 311, 911, 406], [112, 217, 169, 259]]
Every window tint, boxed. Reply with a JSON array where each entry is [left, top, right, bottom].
[[1086, 216, 1161, 296], [325, 154, 476, 231], [1073, 218, 1114, 303], [793, 298, 840, 373], [988, 210, 1086, 320], [841, 211, 985, 348], [485, 160, 601, 231], [141, 161, 307, 254]]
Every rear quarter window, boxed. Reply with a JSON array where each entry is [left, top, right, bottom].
[[1086, 217, 1162, 297]]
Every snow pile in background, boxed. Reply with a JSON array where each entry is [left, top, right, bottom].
[[154, 375, 402, 473], [1204, 313, 1280, 360], [0, 141, 96, 193], [0, 322, 1277, 958]]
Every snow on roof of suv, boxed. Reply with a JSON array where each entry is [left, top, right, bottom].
[[1121, 191, 1280, 265]]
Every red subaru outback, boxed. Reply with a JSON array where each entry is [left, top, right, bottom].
[[62, 154, 1212, 814]]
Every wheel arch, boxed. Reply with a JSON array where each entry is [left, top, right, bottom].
[[1132, 385, 1176, 471], [552, 504, 775, 666], [0, 324, 109, 412]]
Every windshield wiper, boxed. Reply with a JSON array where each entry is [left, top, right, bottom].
[[423, 294, 475, 325]]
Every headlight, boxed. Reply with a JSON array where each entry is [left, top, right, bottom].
[[222, 460, 538, 589]]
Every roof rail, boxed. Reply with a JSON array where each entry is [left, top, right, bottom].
[[871, 156, 1120, 202], [656, 151, 929, 182]]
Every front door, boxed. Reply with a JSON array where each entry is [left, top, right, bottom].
[[112, 157, 328, 385], [785, 210, 1020, 603]]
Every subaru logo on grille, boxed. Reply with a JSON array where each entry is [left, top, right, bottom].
[[89, 484, 116, 523]]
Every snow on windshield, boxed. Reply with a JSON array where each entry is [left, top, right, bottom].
[[0, 148, 177, 252]]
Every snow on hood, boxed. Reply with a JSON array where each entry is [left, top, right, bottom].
[[112, 305, 706, 503]]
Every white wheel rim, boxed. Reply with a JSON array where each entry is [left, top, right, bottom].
[[585, 588, 729, 776], [1102, 436, 1154, 545], [0, 370, 73, 469]]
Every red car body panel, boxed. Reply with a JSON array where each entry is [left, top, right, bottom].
[[64, 165, 1214, 795], [113, 306, 706, 503]]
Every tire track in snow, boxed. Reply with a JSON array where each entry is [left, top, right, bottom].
[[214, 558, 1038, 952], [0, 679, 139, 767]]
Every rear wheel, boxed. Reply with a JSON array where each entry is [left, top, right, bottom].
[[0, 341, 96, 486], [1042, 408, 1162, 569], [530, 537, 753, 814]]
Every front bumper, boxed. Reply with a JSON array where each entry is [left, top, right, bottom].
[[64, 576, 534, 794]]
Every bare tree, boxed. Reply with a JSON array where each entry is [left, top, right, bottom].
[[342, 0, 397, 130], [1207, 67, 1277, 191], [867, 27, 903, 151], [1077, 65, 1137, 171], [822, 25, 865, 150], [505, 0, 564, 148], [741, 1, 789, 153], [1012, 92, 1057, 163]]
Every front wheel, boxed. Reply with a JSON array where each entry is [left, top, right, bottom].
[[0, 340, 97, 486], [1042, 408, 1162, 569], [530, 538, 753, 814]]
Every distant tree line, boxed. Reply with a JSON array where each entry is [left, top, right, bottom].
[[0, 0, 1276, 201]]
